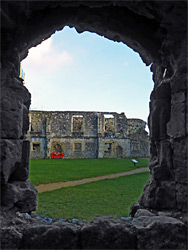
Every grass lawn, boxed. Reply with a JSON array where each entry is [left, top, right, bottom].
[[29, 158, 149, 186], [36, 171, 150, 221]]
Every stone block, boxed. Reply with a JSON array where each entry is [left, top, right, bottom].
[[1, 89, 23, 139], [171, 74, 187, 94], [176, 183, 188, 212], [174, 158, 187, 183], [22, 224, 80, 249], [136, 216, 187, 249], [9, 140, 30, 182], [139, 180, 176, 209], [149, 141, 159, 167], [167, 102, 186, 138], [1, 183, 21, 209], [129, 203, 140, 217], [171, 92, 185, 104], [151, 164, 174, 181], [171, 138, 187, 183], [149, 99, 171, 140], [12, 180, 37, 213], [134, 209, 155, 218], [155, 181, 176, 209], [0, 139, 22, 184], [171, 137, 187, 159], [81, 216, 136, 249], [0, 80, 31, 139], [150, 140, 174, 181], [1, 226, 23, 249], [0, 102, 23, 139], [1, 180, 37, 213]]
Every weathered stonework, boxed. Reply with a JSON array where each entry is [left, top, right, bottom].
[[0, 1, 187, 249], [27, 110, 149, 159]]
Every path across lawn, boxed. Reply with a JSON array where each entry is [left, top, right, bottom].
[[35, 167, 149, 193]]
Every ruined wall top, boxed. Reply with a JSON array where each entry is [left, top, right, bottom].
[[28, 110, 148, 138]]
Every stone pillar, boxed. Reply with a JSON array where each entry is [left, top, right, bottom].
[[0, 63, 37, 213], [139, 38, 187, 213], [97, 113, 103, 158]]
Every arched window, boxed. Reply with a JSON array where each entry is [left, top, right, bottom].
[[52, 143, 63, 153]]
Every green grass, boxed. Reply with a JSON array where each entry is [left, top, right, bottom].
[[29, 158, 149, 186], [36, 172, 150, 221]]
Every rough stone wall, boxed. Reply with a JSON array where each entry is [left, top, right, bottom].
[[0, 66, 37, 213], [27, 111, 149, 159], [139, 37, 188, 212], [1, 213, 187, 250], [127, 119, 150, 157], [0, 1, 187, 249]]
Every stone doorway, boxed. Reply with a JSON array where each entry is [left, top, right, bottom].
[[116, 145, 123, 158], [52, 143, 63, 153]]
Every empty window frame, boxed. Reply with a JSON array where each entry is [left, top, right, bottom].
[[104, 114, 114, 132], [74, 142, 82, 152], [131, 141, 140, 151], [31, 142, 41, 151], [104, 142, 112, 153], [72, 115, 84, 132]]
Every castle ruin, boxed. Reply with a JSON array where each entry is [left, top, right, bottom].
[[27, 110, 149, 159], [1, 1, 187, 249]]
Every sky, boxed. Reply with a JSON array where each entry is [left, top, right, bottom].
[[21, 26, 154, 124]]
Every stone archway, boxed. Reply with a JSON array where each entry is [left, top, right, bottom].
[[50, 142, 64, 154], [52, 143, 63, 153], [1, 1, 187, 249]]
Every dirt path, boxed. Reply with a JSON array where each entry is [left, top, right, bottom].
[[36, 167, 149, 193]]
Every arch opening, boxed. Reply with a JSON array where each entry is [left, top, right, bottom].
[[2, 3, 166, 212], [22, 24, 151, 220]]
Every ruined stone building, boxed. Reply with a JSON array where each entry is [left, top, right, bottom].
[[1, 1, 187, 249], [27, 110, 149, 159]]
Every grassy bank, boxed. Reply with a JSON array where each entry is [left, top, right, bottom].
[[29, 158, 149, 186]]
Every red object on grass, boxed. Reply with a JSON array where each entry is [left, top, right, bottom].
[[51, 152, 64, 159]]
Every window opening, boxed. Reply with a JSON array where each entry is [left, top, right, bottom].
[[104, 114, 114, 132], [72, 115, 83, 132], [131, 141, 140, 151], [32, 143, 41, 151], [21, 25, 152, 221], [74, 142, 82, 152], [104, 142, 112, 153]]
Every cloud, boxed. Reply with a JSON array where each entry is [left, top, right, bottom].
[[22, 37, 74, 72], [123, 61, 129, 67], [28, 38, 52, 60]]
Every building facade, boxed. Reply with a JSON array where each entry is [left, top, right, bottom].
[[27, 110, 149, 159]]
